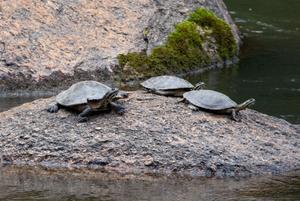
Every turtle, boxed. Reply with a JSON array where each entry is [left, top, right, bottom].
[[141, 75, 205, 97], [182, 89, 255, 121], [47, 81, 128, 122]]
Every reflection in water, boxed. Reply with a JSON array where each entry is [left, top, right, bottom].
[[0, 166, 299, 201]]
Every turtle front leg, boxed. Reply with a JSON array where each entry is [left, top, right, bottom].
[[110, 102, 125, 115], [231, 109, 241, 122], [47, 102, 60, 113], [78, 106, 93, 122]]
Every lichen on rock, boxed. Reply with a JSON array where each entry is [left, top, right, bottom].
[[118, 8, 238, 80]]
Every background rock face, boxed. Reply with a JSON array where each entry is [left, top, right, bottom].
[[0, 91, 299, 177], [0, 0, 239, 92]]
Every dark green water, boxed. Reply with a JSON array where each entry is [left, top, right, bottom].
[[189, 0, 300, 124]]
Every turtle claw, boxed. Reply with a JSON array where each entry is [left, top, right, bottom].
[[231, 114, 242, 122], [47, 103, 59, 113], [116, 108, 126, 115], [232, 117, 241, 122], [77, 107, 93, 122], [110, 102, 125, 115], [77, 116, 88, 123]]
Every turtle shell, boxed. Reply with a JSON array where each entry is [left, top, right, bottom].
[[56, 81, 111, 106], [141, 75, 194, 91], [183, 90, 237, 110]]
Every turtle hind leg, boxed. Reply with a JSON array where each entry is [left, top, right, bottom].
[[177, 98, 185, 103], [188, 104, 199, 111], [110, 102, 125, 115], [77, 106, 93, 122], [47, 102, 60, 113]]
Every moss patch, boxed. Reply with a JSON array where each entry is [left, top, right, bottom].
[[118, 8, 237, 80], [188, 8, 237, 59]]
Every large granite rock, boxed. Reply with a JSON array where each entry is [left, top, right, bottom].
[[0, 91, 299, 177], [0, 0, 239, 92]]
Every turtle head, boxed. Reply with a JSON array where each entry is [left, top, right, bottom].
[[87, 88, 119, 109], [243, 98, 256, 107], [115, 90, 129, 100], [193, 82, 205, 90], [236, 98, 256, 112], [106, 88, 120, 101]]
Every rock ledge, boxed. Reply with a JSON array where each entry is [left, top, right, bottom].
[[0, 91, 299, 177]]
